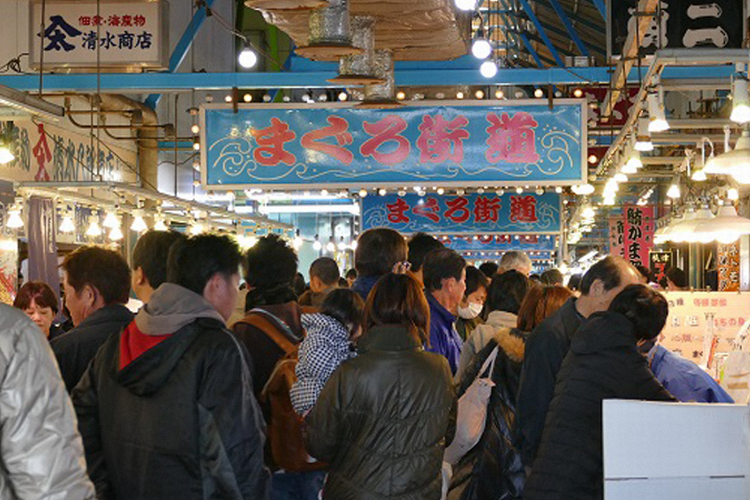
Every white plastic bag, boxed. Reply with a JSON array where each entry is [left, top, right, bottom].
[[443, 346, 499, 465]]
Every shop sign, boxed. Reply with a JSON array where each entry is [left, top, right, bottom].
[[660, 291, 750, 365], [0, 121, 137, 183], [361, 192, 561, 234], [649, 249, 674, 283], [609, 216, 625, 258], [30, 0, 168, 70], [622, 204, 655, 267], [442, 233, 557, 252], [580, 87, 639, 129], [201, 101, 586, 189], [0, 239, 18, 305], [608, 0, 745, 58], [718, 242, 741, 292]]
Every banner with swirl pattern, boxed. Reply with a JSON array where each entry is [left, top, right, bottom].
[[200, 100, 586, 189], [362, 192, 561, 234]]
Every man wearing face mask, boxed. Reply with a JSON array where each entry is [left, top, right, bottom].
[[455, 266, 490, 342]]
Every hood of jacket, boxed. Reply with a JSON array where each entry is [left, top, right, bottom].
[[134, 283, 225, 336], [302, 313, 349, 341], [495, 327, 526, 363], [485, 310, 518, 330], [570, 311, 637, 354]]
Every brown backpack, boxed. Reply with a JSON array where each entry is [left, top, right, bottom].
[[239, 310, 326, 473]]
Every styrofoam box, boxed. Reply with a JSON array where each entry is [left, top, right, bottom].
[[603, 400, 750, 500]]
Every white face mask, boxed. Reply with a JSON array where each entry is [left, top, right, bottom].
[[458, 301, 483, 319]]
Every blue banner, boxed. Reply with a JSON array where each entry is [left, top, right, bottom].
[[442, 234, 558, 252], [362, 192, 561, 234], [201, 101, 586, 189]]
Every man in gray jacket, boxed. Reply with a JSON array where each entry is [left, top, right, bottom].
[[0, 303, 94, 499]]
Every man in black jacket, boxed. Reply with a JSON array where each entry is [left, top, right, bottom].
[[52, 246, 133, 391], [516, 256, 641, 468], [72, 234, 270, 500]]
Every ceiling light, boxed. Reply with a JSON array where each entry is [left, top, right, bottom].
[[571, 184, 595, 195], [691, 166, 707, 181], [103, 210, 119, 229], [555, 186, 563, 194], [130, 210, 148, 232], [588, 154, 598, 164], [153, 218, 168, 231], [475, 90, 484, 99], [495, 89, 504, 99], [338, 91, 348, 101], [666, 180, 680, 199], [705, 130, 750, 179], [480, 60, 498, 79], [535, 187, 544, 195], [621, 161, 638, 175], [534, 88, 544, 98], [573, 88, 583, 98], [731, 66, 750, 124], [326, 238, 336, 252], [0, 144, 14, 164], [647, 89, 669, 133], [243, 93, 252, 103], [238, 46, 258, 69], [728, 187, 740, 200], [378, 188, 387, 196], [59, 213, 75, 233], [191, 124, 200, 134], [109, 225, 124, 241], [634, 117, 654, 151], [694, 203, 750, 244], [6, 205, 22, 229], [625, 149, 642, 171], [455, 0, 477, 11], [224, 95, 233, 103], [86, 216, 102, 237], [472, 38, 492, 59], [396, 91, 406, 101], [337, 237, 347, 251], [359, 189, 368, 198]]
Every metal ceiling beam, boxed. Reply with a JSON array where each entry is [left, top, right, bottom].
[[545, 0, 589, 56], [497, 0, 545, 68], [536, 2, 606, 35], [602, 0, 658, 117], [589, 0, 606, 20], [517, 0, 566, 66], [145, 0, 217, 109], [538, 20, 605, 56]]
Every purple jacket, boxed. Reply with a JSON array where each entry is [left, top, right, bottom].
[[426, 294, 463, 374]]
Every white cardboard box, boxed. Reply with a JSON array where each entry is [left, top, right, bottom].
[[603, 400, 750, 500]]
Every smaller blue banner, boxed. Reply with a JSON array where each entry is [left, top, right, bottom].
[[362, 192, 561, 234], [441, 233, 558, 252]]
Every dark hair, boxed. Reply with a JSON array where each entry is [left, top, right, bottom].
[[541, 269, 564, 286], [310, 257, 340, 286], [423, 248, 467, 293], [355, 228, 408, 277], [529, 274, 542, 283], [167, 234, 242, 295], [244, 234, 299, 288], [609, 284, 669, 341], [517, 285, 573, 332], [345, 268, 357, 280], [14, 281, 59, 313], [407, 232, 444, 273], [635, 265, 652, 283], [580, 256, 633, 295], [364, 273, 430, 344], [567, 273, 582, 291], [321, 288, 365, 337], [62, 246, 130, 305], [132, 230, 186, 289], [666, 267, 687, 288], [294, 273, 307, 297], [479, 262, 499, 278], [484, 270, 531, 317], [338, 277, 348, 288], [464, 266, 489, 298]]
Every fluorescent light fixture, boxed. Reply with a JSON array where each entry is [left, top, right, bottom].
[[731, 68, 750, 124], [634, 117, 653, 152]]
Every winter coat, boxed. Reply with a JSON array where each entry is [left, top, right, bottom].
[[449, 327, 527, 500], [351, 275, 381, 301], [72, 283, 270, 500], [306, 324, 457, 500], [291, 313, 356, 414], [0, 304, 95, 500], [52, 303, 133, 391], [456, 311, 517, 383], [455, 315, 483, 342], [515, 297, 583, 466], [427, 293, 463, 374], [651, 345, 734, 403], [524, 311, 676, 500], [233, 301, 304, 399]]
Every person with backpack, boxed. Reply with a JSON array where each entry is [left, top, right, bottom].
[[291, 288, 365, 415], [233, 234, 324, 500], [306, 271, 457, 499]]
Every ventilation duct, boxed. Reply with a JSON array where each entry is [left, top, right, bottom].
[[329, 16, 383, 86], [296, 0, 362, 60]]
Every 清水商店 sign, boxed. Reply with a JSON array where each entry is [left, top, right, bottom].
[[362, 192, 561, 234], [30, 0, 168, 69], [200, 101, 586, 189]]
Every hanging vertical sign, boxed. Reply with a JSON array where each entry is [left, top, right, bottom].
[[718, 241, 741, 291], [27, 197, 60, 302], [607, 0, 746, 59], [609, 216, 625, 257], [29, 0, 169, 70], [649, 249, 674, 283], [622, 204, 655, 267]]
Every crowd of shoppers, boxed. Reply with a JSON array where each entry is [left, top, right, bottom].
[[1, 225, 734, 500]]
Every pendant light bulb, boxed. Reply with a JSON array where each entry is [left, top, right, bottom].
[[109, 225, 124, 241], [455, 0, 477, 11], [647, 91, 669, 133], [86, 216, 102, 237], [666, 182, 681, 199], [480, 60, 498, 79], [238, 46, 258, 69], [471, 38, 492, 60], [59, 214, 75, 233], [731, 71, 750, 124], [0, 145, 15, 165], [153, 218, 168, 231], [103, 210, 119, 229], [130, 211, 148, 233], [728, 187, 740, 200], [6, 207, 23, 229]]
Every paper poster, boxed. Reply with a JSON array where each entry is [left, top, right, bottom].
[[0, 239, 18, 305], [622, 204, 655, 267], [718, 242, 740, 292]]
